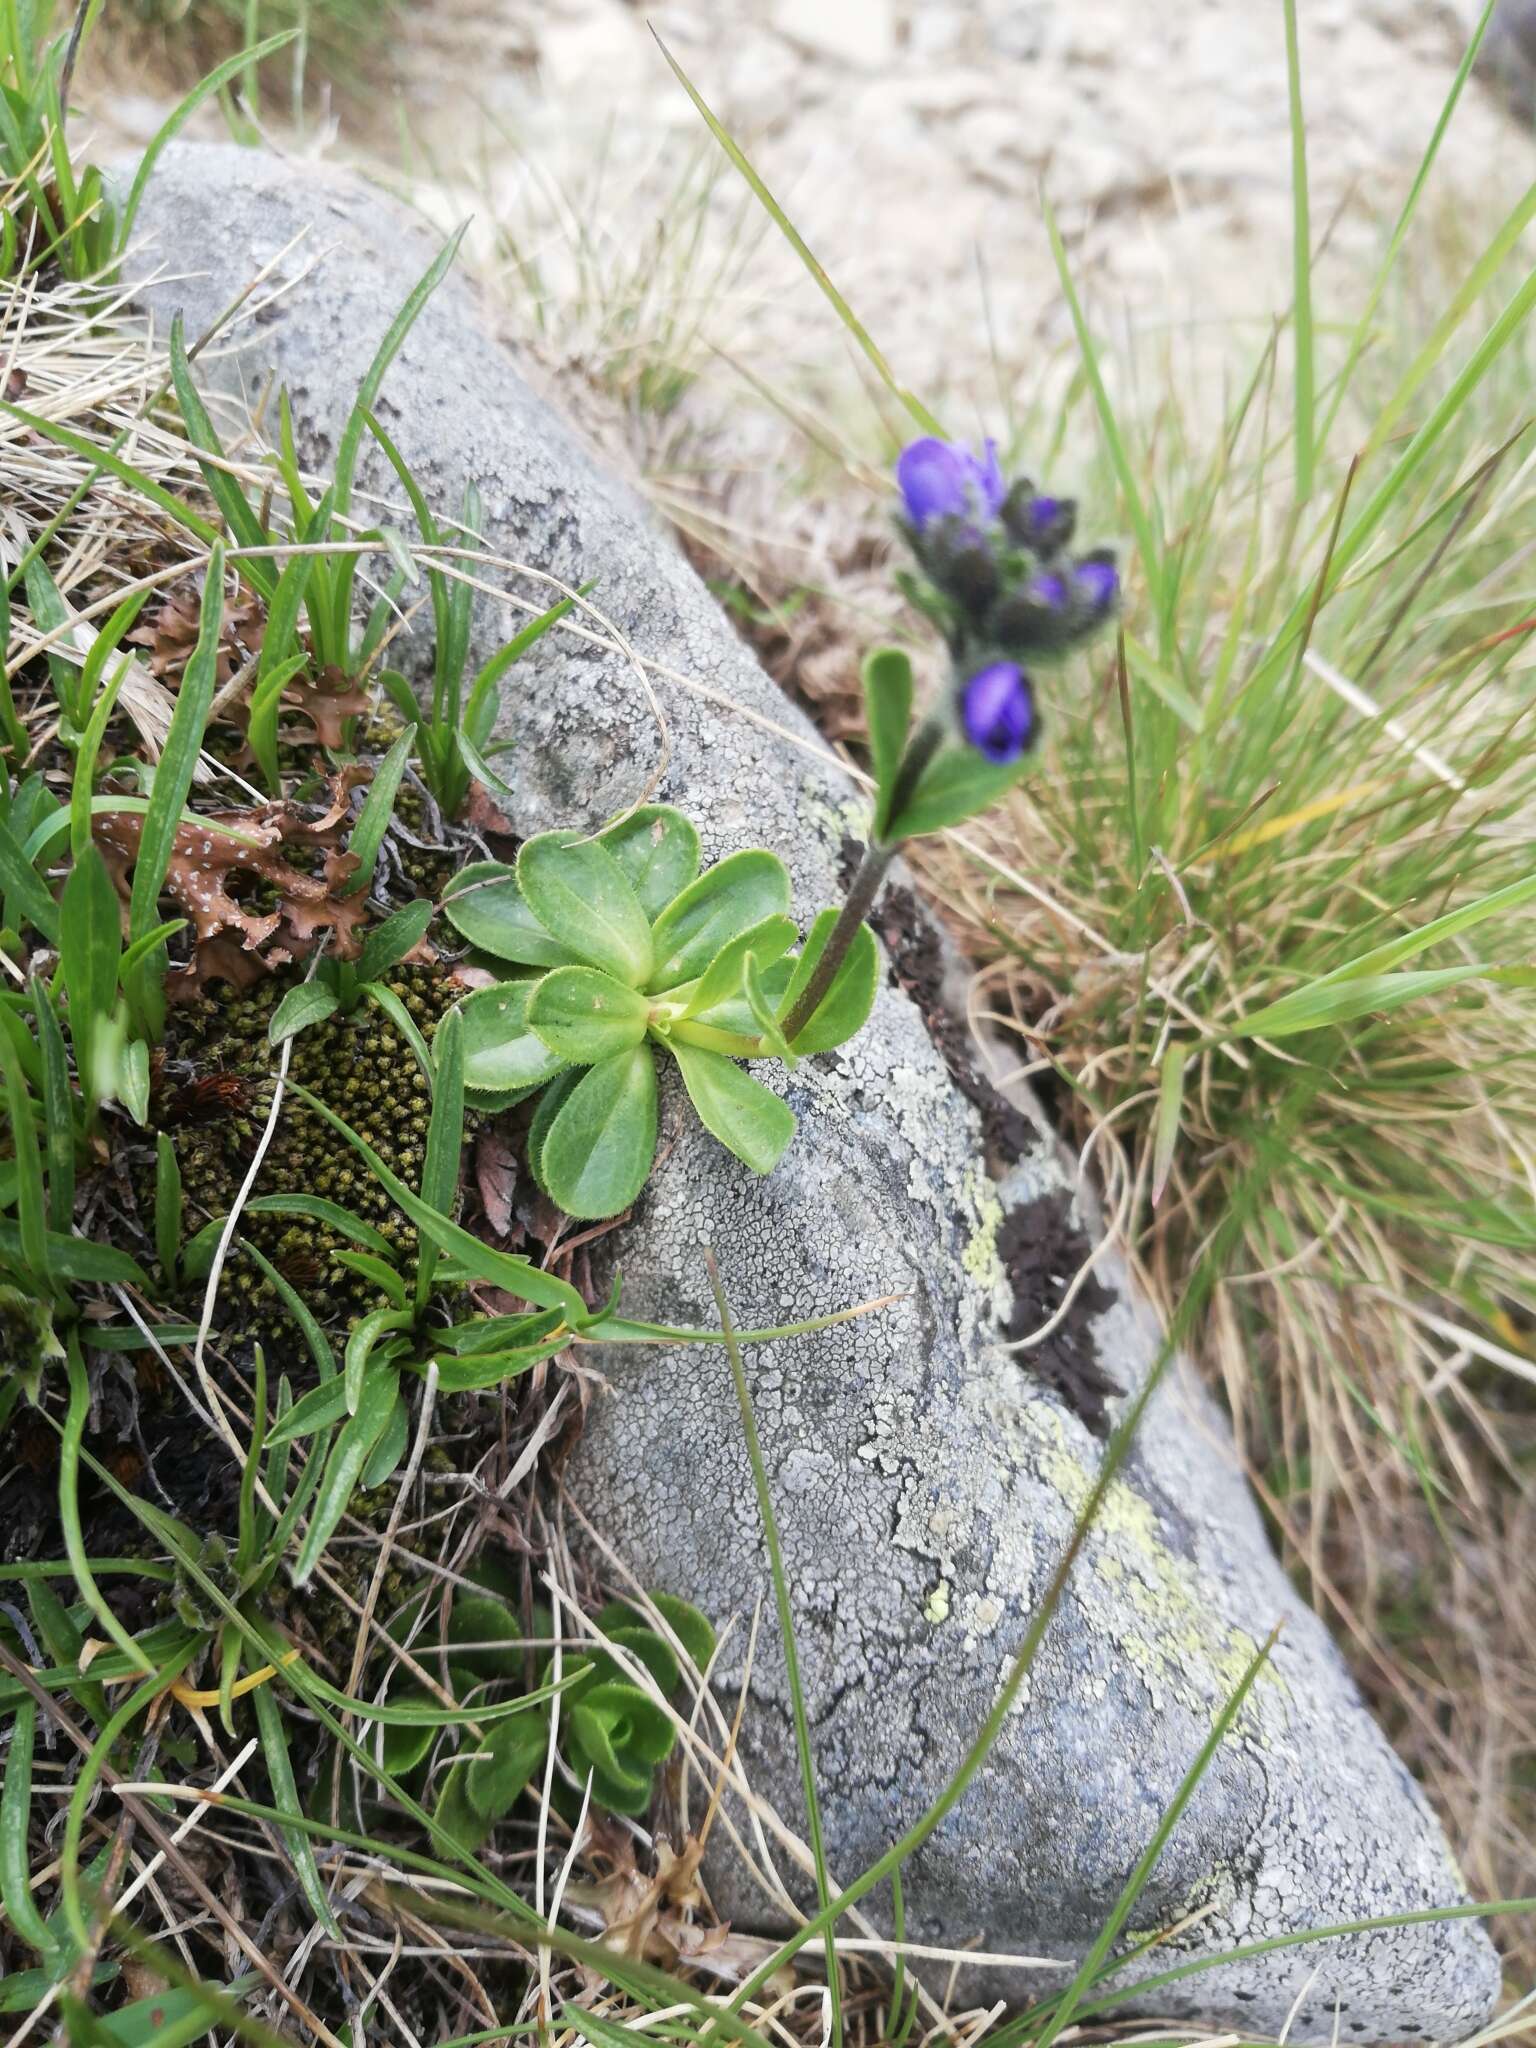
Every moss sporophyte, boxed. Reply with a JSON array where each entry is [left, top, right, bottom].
[[448, 437, 1115, 1221]]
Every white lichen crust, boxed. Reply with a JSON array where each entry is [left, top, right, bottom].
[[127, 145, 1500, 2044]]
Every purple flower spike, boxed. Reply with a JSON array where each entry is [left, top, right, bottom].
[[960, 661, 1034, 763], [897, 436, 1007, 531]]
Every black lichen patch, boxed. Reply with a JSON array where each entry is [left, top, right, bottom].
[[868, 878, 1038, 1167], [998, 1192, 1123, 1435], [156, 965, 459, 1362], [848, 868, 1121, 1428]]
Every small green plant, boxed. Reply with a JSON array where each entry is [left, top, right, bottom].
[[446, 436, 1118, 1222], [443, 806, 880, 1219], [366, 415, 581, 817], [386, 1583, 714, 1846], [0, 980, 148, 1397], [0, 3, 293, 283], [266, 894, 434, 1050]]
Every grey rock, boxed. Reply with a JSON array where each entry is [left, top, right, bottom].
[[1482, 0, 1536, 116], [126, 143, 1500, 2043]]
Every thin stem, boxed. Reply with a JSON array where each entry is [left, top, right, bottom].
[[779, 838, 895, 1044], [780, 712, 947, 1044]]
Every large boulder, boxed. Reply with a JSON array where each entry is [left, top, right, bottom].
[[127, 144, 1500, 2042]]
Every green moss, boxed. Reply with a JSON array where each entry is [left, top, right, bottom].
[[159, 965, 460, 1360]]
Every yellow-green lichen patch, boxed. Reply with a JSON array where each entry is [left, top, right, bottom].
[[959, 1161, 1007, 1296], [1018, 1403, 1286, 1732]]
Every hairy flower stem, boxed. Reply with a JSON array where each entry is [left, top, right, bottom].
[[779, 713, 946, 1043]]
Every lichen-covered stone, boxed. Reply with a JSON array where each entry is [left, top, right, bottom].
[[127, 144, 1500, 2042]]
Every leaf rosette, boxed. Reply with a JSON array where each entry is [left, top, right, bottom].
[[442, 806, 878, 1218]]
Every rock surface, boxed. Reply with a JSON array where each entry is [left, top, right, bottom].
[[128, 145, 1501, 2042]]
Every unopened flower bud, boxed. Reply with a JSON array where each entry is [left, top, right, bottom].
[[959, 661, 1035, 763], [1073, 551, 1119, 621], [1002, 482, 1077, 555]]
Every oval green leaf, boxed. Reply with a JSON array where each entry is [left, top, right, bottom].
[[779, 911, 881, 1054], [441, 862, 572, 968], [518, 832, 654, 985], [535, 1045, 659, 1220], [885, 745, 1028, 841], [646, 849, 791, 991], [669, 1040, 796, 1175], [597, 805, 701, 921], [458, 981, 569, 1095], [268, 981, 340, 1047], [528, 965, 650, 1064], [466, 1711, 551, 1824], [862, 645, 914, 840], [679, 913, 798, 1019]]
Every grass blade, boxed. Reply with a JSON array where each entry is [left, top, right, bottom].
[[1, 1700, 53, 1956], [704, 1251, 842, 2048], [653, 31, 942, 439], [31, 978, 74, 1234], [154, 1131, 182, 1281], [1282, 0, 1314, 503], [251, 1683, 341, 1936], [61, 1337, 155, 1675], [1044, 195, 1164, 642], [416, 1003, 464, 1310], [344, 723, 415, 895], [125, 541, 223, 1030], [0, 1021, 46, 1279], [168, 314, 276, 594], [1032, 1628, 1279, 2044], [117, 29, 299, 248]]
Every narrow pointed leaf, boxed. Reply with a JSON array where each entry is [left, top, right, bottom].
[[862, 646, 914, 839], [293, 1365, 400, 1584], [356, 897, 435, 984]]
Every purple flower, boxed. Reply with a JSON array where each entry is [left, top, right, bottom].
[[1029, 572, 1067, 609], [960, 661, 1034, 763], [1075, 557, 1119, 614], [897, 436, 1006, 531]]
